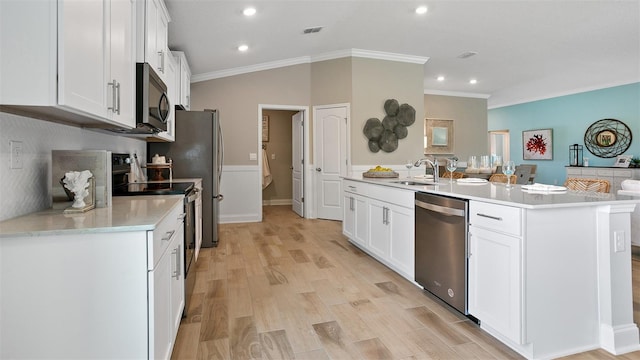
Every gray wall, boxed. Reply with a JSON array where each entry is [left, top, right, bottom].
[[352, 58, 425, 165], [262, 109, 296, 202], [424, 94, 488, 162], [190, 63, 312, 166]]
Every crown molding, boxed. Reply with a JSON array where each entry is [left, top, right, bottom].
[[192, 49, 430, 82], [424, 89, 491, 99], [192, 56, 312, 83], [487, 79, 639, 109]]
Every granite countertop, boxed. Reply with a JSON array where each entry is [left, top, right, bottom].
[[0, 195, 184, 238], [344, 176, 640, 209]]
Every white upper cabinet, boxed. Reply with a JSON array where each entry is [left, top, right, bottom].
[[138, 0, 171, 84], [172, 51, 191, 110], [0, 0, 136, 129]]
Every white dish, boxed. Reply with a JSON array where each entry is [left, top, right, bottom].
[[521, 183, 567, 192], [457, 178, 488, 184]]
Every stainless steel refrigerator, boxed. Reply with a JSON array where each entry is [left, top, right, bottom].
[[148, 109, 223, 247]]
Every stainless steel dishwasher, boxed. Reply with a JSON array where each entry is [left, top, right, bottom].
[[415, 192, 469, 314]]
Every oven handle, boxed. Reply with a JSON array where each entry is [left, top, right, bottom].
[[415, 199, 465, 217], [186, 190, 198, 203]]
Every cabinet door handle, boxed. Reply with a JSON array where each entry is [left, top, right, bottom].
[[107, 80, 117, 112], [161, 230, 175, 242], [114, 81, 120, 115], [158, 50, 165, 73], [178, 213, 186, 220], [172, 247, 181, 280], [351, 197, 355, 211], [476, 213, 503, 221], [382, 207, 389, 225]]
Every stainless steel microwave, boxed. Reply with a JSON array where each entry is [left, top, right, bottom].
[[134, 62, 169, 133]]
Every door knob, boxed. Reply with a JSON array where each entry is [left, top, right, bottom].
[[316, 168, 321, 172]]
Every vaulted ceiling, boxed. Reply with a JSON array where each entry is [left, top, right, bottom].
[[166, 0, 640, 108]]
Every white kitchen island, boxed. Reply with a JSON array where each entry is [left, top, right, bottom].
[[342, 176, 640, 359], [0, 195, 185, 359]]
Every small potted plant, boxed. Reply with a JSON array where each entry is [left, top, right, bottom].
[[631, 157, 640, 168]]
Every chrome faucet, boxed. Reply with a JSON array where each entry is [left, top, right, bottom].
[[414, 157, 439, 182]]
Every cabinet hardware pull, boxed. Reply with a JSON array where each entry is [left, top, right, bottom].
[[172, 247, 181, 280], [107, 80, 117, 112], [476, 213, 503, 221], [161, 230, 175, 241], [178, 213, 186, 220], [158, 50, 165, 73], [114, 81, 120, 115]]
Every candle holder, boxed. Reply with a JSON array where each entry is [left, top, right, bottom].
[[569, 144, 583, 167]]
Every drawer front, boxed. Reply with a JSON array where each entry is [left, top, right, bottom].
[[566, 168, 583, 176], [368, 185, 414, 208], [581, 168, 598, 177], [148, 202, 184, 270], [597, 169, 614, 177], [343, 179, 371, 197], [614, 169, 633, 178], [469, 201, 522, 237]]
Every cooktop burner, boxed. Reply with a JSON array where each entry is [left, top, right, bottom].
[[113, 182, 194, 196]]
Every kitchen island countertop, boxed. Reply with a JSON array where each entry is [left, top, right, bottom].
[[344, 175, 640, 209], [0, 195, 184, 238]]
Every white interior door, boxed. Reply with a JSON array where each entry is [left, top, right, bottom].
[[315, 105, 348, 220], [292, 112, 304, 217]]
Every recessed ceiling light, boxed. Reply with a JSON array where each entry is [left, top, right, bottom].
[[437, 76, 445, 81], [243, 7, 256, 16], [303, 26, 323, 34], [457, 51, 478, 59], [238, 44, 249, 52], [415, 6, 428, 15], [469, 79, 478, 84]]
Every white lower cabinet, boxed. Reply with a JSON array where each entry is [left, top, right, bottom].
[[0, 200, 185, 359], [468, 225, 522, 345], [150, 224, 184, 360], [342, 179, 414, 281], [468, 200, 523, 345]]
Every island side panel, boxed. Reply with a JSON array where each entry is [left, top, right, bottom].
[[524, 206, 601, 358], [596, 204, 640, 355], [0, 231, 149, 359]]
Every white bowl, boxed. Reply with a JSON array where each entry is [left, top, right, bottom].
[[621, 179, 640, 191]]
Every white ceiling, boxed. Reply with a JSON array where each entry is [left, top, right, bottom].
[[165, 0, 640, 108]]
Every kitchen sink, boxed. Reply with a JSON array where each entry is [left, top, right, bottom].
[[392, 180, 436, 186]]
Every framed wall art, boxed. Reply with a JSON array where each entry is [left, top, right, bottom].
[[424, 119, 454, 154], [522, 128, 553, 160], [262, 115, 269, 142], [583, 118, 632, 158]]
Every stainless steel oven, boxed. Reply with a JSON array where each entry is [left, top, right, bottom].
[[183, 187, 197, 315]]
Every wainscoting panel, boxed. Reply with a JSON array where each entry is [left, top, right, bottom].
[[219, 165, 261, 223]]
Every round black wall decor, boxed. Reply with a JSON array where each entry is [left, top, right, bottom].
[[583, 118, 632, 158]]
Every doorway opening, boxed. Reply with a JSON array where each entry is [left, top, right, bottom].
[[489, 130, 510, 164], [258, 105, 309, 222]]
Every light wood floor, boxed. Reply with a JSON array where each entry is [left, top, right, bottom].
[[172, 205, 640, 360]]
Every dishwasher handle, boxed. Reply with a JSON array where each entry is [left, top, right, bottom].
[[415, 199, 465, 217]]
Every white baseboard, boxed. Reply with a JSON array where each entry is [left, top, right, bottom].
[[262, 199, 292, 206]]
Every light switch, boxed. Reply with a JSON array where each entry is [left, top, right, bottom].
[[249, 153, 257, 160], [271, 153, 276, 160]]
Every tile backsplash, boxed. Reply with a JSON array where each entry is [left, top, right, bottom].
[[0, 112, 146, 221]]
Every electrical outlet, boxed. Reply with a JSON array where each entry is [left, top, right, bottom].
[[614, 231, 625, 253], [10, 140, 23, 169], [249, 153, 257, 160]]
